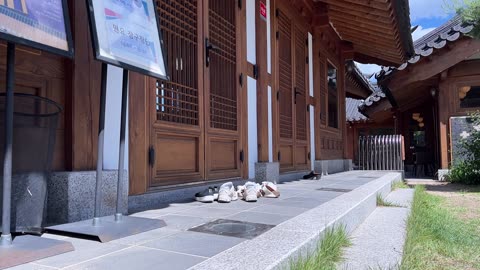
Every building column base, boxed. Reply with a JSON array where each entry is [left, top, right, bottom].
[[314, 159, 353, 175], [437, 169, 450, 181], [255, 162, 280, 183]]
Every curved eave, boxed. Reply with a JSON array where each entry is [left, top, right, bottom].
[[377, 16, 474, 82]]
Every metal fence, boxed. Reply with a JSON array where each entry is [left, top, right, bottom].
[[358, 135, 404, 171]]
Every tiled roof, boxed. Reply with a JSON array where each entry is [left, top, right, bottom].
[[347, 62, 376, 93], [346, 98, 369, 122], [358, 89, 387, 110], [377, 15, 474, 80]]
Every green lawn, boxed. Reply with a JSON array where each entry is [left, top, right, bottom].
[[401, 185, 480, 270], [289, 226, 351, 270]]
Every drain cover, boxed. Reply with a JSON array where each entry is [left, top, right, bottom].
[[316, 187, 352, 193], [357, 176, 377, 179], [188, 219, 275, 239]]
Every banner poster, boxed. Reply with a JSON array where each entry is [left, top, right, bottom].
[[0, 0, 72, 56], [89, 0, 168, 80]]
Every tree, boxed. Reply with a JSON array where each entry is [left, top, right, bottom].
[[449, 0, 480, 39]]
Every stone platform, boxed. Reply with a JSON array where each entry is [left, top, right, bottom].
[[8, 171, 402, 270]]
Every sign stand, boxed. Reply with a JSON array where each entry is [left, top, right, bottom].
[[46, 65, 166, 243], [0, 42, 74, 270]]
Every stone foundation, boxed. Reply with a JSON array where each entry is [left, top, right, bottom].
[[254, 162, 280, 183], [46, 171, 128, 225], [314, 159, 353, 175]]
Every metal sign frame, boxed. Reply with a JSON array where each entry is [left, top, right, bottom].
[[86, 0, 169, 80], [0, 0, 74, 58]]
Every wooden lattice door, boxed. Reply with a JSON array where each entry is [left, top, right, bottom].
[[152, 0, 204, 186], [276, 7, 309, 172], [294, 26, 309, 170], [204, 0, 242, 179], [150, 0, 241, 187]]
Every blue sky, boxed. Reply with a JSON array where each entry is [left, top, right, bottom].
[[357, 0, 456, 77]]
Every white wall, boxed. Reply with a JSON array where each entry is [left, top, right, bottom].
[[247, 77, 258, 179], [308, 33, 315, 169], [267, 0, 272, 74], [268, 86, 273, 162], [103, 65, 129, 171], [246, 0, 256, 64]]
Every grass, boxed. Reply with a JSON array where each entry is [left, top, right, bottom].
[[392, 181, 409, 191], [401, 186, 480, 270], [376, 193, 401, 207], [289, 226, 351, 270]]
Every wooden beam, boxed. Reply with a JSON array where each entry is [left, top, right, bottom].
[[340, 42, 355, 60], [326, 1, 393, 19], [328, 5, 393, 23], [354, 52, 400, 67]]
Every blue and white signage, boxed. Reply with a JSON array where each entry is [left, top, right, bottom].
[[88, 0, 168, 80]]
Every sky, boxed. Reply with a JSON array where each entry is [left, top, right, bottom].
[[356, 0, 456, 79]]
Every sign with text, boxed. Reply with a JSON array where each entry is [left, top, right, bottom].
[[87, 0, 169, 80], [260, 2, 267, 21], [0, 0, 73, 57]]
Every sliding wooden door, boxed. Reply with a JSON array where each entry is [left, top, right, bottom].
[[150, 0, 242, 187], [204, 0, 242, 179], [276, 5, 309, 172]]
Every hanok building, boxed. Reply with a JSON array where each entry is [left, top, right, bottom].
[[0, 0, 414, 221], [360, 16, 480, 179]]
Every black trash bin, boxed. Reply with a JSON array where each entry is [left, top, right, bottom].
[[0, 93, 62, 234]]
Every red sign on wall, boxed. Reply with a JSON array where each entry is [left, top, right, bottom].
[[260, 2, 267, 21]]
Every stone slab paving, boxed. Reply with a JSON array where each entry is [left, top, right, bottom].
[[7, 171, 399, 270], [340, 188, 415, 270]]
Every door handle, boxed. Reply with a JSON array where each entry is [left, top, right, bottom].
[[294, 87, 301, 104], [205, 38, 220, 67]]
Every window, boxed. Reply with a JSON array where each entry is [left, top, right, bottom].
[[327, 63, 338, 128], [460, 86, 480, 108]]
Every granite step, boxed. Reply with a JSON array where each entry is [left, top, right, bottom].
[[340, 188, 415, 270]]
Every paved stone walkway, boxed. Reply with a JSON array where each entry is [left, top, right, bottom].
[[9, 171, 386, 270]]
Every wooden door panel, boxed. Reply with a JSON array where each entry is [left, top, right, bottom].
[[277, 9, 295, 171], [279, 145, 294, 169], [295, 145, 308, 167], [294, 27, 308, 169], [150, 130, 202, 186], [205, 0, 241, 179], [209, 138, 238, 171], [152, 0, 204, 186]]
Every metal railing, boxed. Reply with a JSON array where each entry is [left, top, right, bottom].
[[358, 135, 404, 171]]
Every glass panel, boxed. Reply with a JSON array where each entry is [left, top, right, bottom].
[[327, 63, 338, 128], [460, 86, 480, 108]]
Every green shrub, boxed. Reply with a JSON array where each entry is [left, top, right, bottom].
[[448, 111, 480, 184]]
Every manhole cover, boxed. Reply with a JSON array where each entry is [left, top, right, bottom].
[[316, 188, 352, 193], [188, 219, 275, 239]]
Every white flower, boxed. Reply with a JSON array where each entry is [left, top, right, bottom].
[[460, 131, 471, 139], [474, 125, 480, 132]]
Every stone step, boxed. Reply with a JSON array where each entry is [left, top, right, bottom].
[[340, 188, 415, 270]]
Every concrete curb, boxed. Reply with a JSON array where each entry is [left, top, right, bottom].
[[188, 172, 403, 270]]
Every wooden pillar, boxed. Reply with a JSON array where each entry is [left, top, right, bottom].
[[256, 0, 269, 162], [438, 81, 450, 169], [128, 74, 152, 195], [66, 0, 102, 171]]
